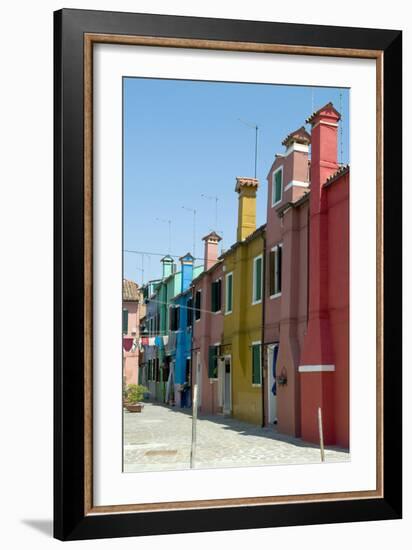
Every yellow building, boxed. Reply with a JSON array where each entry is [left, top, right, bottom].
[[220, 177, 265, 425]]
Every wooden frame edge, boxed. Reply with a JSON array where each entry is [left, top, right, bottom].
[[83, 33, 384, 516]]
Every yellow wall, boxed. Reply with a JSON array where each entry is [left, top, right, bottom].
[[222, 231, 264, 425], [237, 187, 257, 242]]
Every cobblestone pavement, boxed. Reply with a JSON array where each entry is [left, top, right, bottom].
[[123, 402, 350, 472]]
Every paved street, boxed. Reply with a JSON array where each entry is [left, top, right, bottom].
[[123, 403, 350, 472]]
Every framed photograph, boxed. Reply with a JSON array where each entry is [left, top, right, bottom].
[[54, 8, 402, 541]]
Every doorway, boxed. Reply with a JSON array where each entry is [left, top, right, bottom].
[[223, 355, 232, 415], [267, 344, 279, 424]]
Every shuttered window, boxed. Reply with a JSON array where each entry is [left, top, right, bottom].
[[195, 290, 202, 320], [186, 298, 193, 327], [269, 250, 275, 296], [225, 272, 233, 314], [122, 309, 128, 334], [208, 345, 219, 379], [169, 306, 180, 331], [252, 255, 263, 304], [211, 279, 222, 312], [272, 167, 283, 205], [270, 244, 282, 296], [252, 343, 262, 385]]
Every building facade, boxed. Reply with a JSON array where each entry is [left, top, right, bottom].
[[122, 279, 141, 386], [220, 177, 265, 425], [191, 232, 224, 415]]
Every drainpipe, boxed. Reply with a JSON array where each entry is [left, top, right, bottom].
[[261, 233, 266, 428]]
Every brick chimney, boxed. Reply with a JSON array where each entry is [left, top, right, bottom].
[[280, 126, 311, 203], [235, 177, 259, 242], [202, 231, 222, 270], [299, 102, 341, 445], [179, 252, 194, 293]]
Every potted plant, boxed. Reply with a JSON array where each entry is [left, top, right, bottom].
[[124, 384, 149, 412]]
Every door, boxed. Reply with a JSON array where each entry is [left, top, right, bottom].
[[223, 356, 232, 414], [267, 344, 278, 424]]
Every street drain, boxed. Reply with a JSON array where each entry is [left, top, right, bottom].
[[145, 450, 178, 457]]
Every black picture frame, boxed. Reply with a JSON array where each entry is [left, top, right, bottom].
[[54, 8, 402, 541]]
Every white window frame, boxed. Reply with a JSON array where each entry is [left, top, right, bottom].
[[252, 254, 263, 305], [271, 165, 283, 207], [225, 272, 233, 315], [270, 243, 283, 299], [251, 340, 262, 387]]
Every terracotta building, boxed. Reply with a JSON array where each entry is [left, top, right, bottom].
[[263, 102, 349, 448], [191, 231, 224, 415], [122, 278, 141, 386]]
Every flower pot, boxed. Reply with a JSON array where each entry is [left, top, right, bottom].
[[125, 403, 144, 413]]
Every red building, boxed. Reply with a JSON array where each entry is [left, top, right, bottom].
[[264, 102, 349, 449]]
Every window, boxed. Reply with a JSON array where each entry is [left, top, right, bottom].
[[271, 167, 283, 206], [269, 244, 282, 297], [122, 309, 128, 334], [211, 278, 222, 312], [208, 345, 219, 379], [186, 297, 193, 327], [252, 255, 263, 304], [225, 272, 233, 314], [169, 306, 180, 331], [252, 343, 262, 385], [195, 290, 202, 321]]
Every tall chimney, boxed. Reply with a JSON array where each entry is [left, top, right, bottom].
[[299, 102, 341, 445], [235, 177, 259, 242], [179, 252, 194, 293], [161, 255, 174, 279], [202, 231, 222, 270]]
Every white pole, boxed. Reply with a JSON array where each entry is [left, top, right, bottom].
[[318, 407, 325, 462], [190, 383, 199, 469]]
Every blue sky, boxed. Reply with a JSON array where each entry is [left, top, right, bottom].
[[123, 78, 349, 284]]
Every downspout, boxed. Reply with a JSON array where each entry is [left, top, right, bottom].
[[261, 232, 267, 428]]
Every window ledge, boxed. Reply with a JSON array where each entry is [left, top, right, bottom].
[[252, 299, 262, 306], [270, 292, 282, 300]]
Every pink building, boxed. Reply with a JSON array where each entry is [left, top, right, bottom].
[[264, 103, 349, 449], [191, 232, 224, 415], [122, 279, 141, 386]]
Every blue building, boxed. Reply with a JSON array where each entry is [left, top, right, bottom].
[[169, 253, 203, 408]]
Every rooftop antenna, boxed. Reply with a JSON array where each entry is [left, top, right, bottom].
[[238, 118, 259, 178], [201, 194, 219, 229], [181, 206, 197, 258], [155, 217, 172, 253]]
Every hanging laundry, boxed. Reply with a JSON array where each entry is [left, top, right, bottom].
[[148, 337, 156, 346], [155, 336, 163, 347], [123, 338, 133, 353], [163, 335, 169, 346], [141, 337, 149, 345]]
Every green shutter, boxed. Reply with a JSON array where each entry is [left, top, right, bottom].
[[208, 346, 218, 379], [252, 344, 261, 385], [254, 257, 262, 302], [275, 169, 282, 203], [122, 309, 128, 334], [226, 274, 233, 312]]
